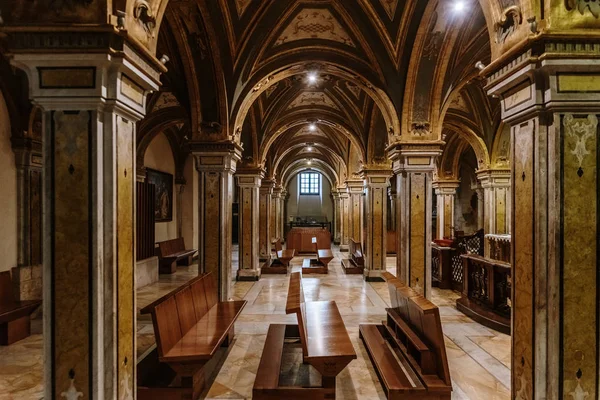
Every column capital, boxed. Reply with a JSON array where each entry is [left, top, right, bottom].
[[476, 169, 511, 189], [346, 179, 364, 193], [272, 185, 283, 198], [359, 165, 393, 188], [432, 179, 460, 195], [387, 143, 443, 174], [193, 142, 242, 174], [260, 178, 276, 194], [11, 136, 43, 169]]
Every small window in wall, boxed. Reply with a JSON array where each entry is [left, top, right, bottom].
[[299, 172, 320, 195]]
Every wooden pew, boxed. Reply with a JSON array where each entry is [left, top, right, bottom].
[[0, 271, 41, 345], [360, 272, 452, 399], [156, 238, 197, 274], [262, 241, 296, 274], [341, 239, 365, 274], [253, 272, 357, 399], [139, 272, 246, 399]]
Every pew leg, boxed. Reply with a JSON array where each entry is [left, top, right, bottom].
[[222, 326, 234, 347], [322, 376, 336, 399], [177, 256, 193, 266], [180, 368, 205, 400], [159, 260, 177, 274], [0, 315, 31, 345]]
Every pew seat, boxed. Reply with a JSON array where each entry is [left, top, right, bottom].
[[0, 271, 41, 345], [263, 241, 296, 274], [341, 239, 365, 274], [139, 272, 246, 400], [253, 272, 356, 399], [156, 238, 197, 274], [359, 271, 452, 399]]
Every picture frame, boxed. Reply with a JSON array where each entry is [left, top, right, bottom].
[[146, 168, 173, 222]]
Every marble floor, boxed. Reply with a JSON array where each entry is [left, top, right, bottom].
[[0, 248, 511, 399]]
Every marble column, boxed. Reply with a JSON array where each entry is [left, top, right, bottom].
[[339, 188, 350, 251], [432, 180, 460, 239], [361, 168, 392, 281], [389, 145, 441, 299], [12, 138, 43, 301], [332, 190, 342, 244], [346, 180, 364, 245], [476, 170, 511, 257], [235, 170, 262, 281], [281, 188, 288, 243], [388, 187, 397, 232], [193, 143, 241, 300], [486, 50, 600, 399], [272, 186, 283, 243], [11, 43, 161, 399], [472, 183, 485, 231], [259, 179, 275, 261]]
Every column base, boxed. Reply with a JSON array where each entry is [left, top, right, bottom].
[[236, 269, 261, 281], [363, 269, 385, 282]]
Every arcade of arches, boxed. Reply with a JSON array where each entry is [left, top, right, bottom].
[[0, 0, 599, 399]]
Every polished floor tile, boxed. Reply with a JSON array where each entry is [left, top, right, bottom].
[[0, 247, 511, 399]]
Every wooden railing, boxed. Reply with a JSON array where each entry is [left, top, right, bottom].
[[432, 229, 484, 292], [456, 254, 511, 334]]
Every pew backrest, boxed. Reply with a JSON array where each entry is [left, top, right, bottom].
[[0, 271, 14, 305], [141, 272, 219, 358], [286, 272, 308, 357], [157, 238, 186, 257]]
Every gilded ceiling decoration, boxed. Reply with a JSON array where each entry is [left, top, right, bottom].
[[151, 92, 180, 112], [378, 0, 400, 20], [287, 92, 340, 111], [235, 0, 252, 18], [274, 9, 356, 47]]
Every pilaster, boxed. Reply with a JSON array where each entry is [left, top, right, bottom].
[[8, 35, 162, 399], [485, 41, 600, 400], [193, 142, 242, 299], [432, 180, 460, 240], [338, 187, 350, 251], [332, 190, 342, 244], [346, 180, 364, 245], [360, 167, 392, 281], [389, 143, 442, 299], [259, 179, 275, 262], [476, 170, 511, 257], [272, 186, 283, 242], [235, 170, 262, 281]]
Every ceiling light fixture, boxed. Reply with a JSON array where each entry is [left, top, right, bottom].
[[307, 146, 313, 152], [307, 72, 318, 84], [307, 159, 313, 165], [308, 123, 317, 132], [452, 1, 466, 12]]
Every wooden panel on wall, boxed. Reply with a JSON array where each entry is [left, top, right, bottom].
[[136, 181, 155, 261]]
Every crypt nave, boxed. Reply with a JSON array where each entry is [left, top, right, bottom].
[[0, 0, 598, 399]]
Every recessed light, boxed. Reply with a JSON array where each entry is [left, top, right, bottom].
[[452, 1, 466, 12], [307, 159, 312, 165], [308, 123, 317, 132], [307, 72, 318, 84], [307, 146, 313, 152]]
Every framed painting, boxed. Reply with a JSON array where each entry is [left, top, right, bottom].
[[147, 168, 173, 222]]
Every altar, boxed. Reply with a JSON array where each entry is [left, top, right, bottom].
[[286, 227, 331, 253]]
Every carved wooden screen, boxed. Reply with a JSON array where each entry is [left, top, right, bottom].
[[136, 181, 156, 261]]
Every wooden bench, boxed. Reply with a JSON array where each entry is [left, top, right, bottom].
[[262, 241, 296, 275], [139, 272, 246, 399], [359, 271, 452, 399], [341, 239, 365, 274], [156, 238, 197, 274], [0, 271, 41, 345], [253, 272, 357, 399]]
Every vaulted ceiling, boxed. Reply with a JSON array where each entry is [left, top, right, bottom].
[[138, 0, 499, 186]]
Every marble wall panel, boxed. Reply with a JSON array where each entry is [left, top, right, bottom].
[[443, 196, 452, 238], [371, 188, 385, 270], [259, 192, 270, 258], [52, 110, 91, 397], [116, 116, 134, 398], [240, 187, 253, 269], [495, 188, 507, 234], [203, 172, 221, 277], [561, 114, 598, 398], [409, 173, 426, 294], [512, 120, 534, 400]]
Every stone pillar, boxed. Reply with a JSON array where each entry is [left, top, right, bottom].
[[12, 138, 43, 301], [388, 187, 397, 231], [361, 168, 392, 281], [194, 143, 241, 300], [485, 48, 600, 399], [472, 183, 485, 231], [332, 190, 342, 244], [346, 180, 364, 245], [10, 41, 161, 399], [259, 179, 275, 261], [272, 186, 283, 242], [235, 171, 262, 281], [477, 170, 511, 256], [432, 180, 459, 239], [389, 145, 441, 299], [281, 188, 288, 243], [338, 188, 350, 251], [176, 179, 186, 239]]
